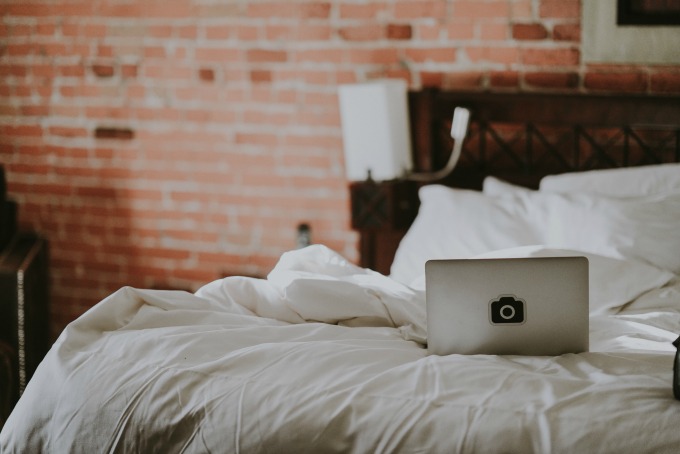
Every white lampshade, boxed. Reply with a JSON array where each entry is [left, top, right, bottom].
[[338, 80, 413, 181]]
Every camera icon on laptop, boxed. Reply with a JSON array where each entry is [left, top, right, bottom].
[[489, 295, 526, 325]]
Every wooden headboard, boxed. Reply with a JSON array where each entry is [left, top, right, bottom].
[[351, 90, 680, 274]]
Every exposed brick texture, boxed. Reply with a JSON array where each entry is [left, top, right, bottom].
[[584, 71, 648, 92], [512, 23, 548, 40], [490, 71, 520, 88], [198, 68, 215, 82], [1, 0, 679, 339], [650, 71, 680, 93], [91, 64, 115, 78], [553, 23, 580, 41], [525, 71, 579, 89], [387, 24, 413, 40]]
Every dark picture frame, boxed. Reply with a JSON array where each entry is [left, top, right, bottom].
[[617, 0, 680, 25]]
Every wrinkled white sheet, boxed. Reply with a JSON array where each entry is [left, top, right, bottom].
[[2, 245, 680, 453]]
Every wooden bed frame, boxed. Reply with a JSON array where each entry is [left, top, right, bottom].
[[351, 90, 680, 274]]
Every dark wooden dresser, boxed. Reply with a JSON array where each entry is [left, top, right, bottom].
[[0, 165, 50, 428]]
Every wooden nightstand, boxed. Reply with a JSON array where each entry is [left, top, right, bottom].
[[349, 179, 419, 274]]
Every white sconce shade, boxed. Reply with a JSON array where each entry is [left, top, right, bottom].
[[338, 80, 413, 181]]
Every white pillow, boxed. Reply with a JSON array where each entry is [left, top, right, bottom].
[[539, 163, 680, 198], [483, 177, 680, 274], [473, 246, 674, 314], [409, 245, 674, 314], [483, 175, 531, 196], [389, 186, 545, 285]]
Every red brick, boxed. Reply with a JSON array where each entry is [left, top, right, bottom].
[[338, 25, 385, 41], [49, 126, 88, 138], [511, 0, 533, 19], [394, 1, 447, 19], [148, 25, 173, 38], [553, 23, 580, 41], [339, 3, 387, 18], [75, 186, 118, 199], [490, 71, 520, 88], [4, 24, 32, 36], [177, 25, 198, 39], [522, 47, 580, 66], [366, 68, 412, 84], [32, 64, 55, 77], [294, 48, 344, 63], [237, 25, 260, 40], [0, 65, 27, 77], [121, 64, 138, 78], [480, 23, 508, 40], [82, 24, 107, 38], [92, 64, 115, 77], [420, 71, 444, 88], [419, 24, 443, 40], [205, 26, 230, 40], [144, 247, 192, 261], [404, 48, 456, 63], [247, 49, 288, 63], [525, 72, 579, 89], [467, 46, 520, 65], [0, 105, 18, 116], [195, 48, 241, 62], [301, 2, 331, 18], [95, 127, 135, 140], [143, 46, 166, 59], [443, 72, 484, 89], [97, 45, 114, 58], [454, 1, 511, 18], [139, 4, 194, 19], [247, 3, 290, 17], [7, 43, 37, 57], [540, 0, 580, 18], [584, 72, 648, 93], [7, 163, 50, 175], [248, 2, 330, 19], [512, 23, 548, 40], [387, 24, 412, 40], [199, 68, 215, 82], [36, 22, 57, 36], [60, 64, 85, 77], [348, 48, 400, 65], [21, 105, 49, 116], [651, 72, 680, 93], [235, 132, 278, 147], [3, 125, 43, 137]]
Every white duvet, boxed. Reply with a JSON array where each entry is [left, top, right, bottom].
[[2, 245, 679, 453]]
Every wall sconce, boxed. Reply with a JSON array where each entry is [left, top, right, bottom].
[[405, 106, 470, 182], [338, 80, 470, 183]]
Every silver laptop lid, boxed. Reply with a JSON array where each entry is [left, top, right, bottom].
[[426, 257, 589, 356]]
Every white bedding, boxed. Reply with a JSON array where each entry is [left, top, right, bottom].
[[2, 245, 679, 453]]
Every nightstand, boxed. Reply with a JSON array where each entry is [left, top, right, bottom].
[[349, 179, 419, 274]]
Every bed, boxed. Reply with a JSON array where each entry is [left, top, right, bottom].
[[2, 90, 680, 453]]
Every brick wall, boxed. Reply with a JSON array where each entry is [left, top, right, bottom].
[[1, 0, 679, 338]]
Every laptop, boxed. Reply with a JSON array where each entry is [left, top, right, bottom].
[[425, 257, 589, 356]]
